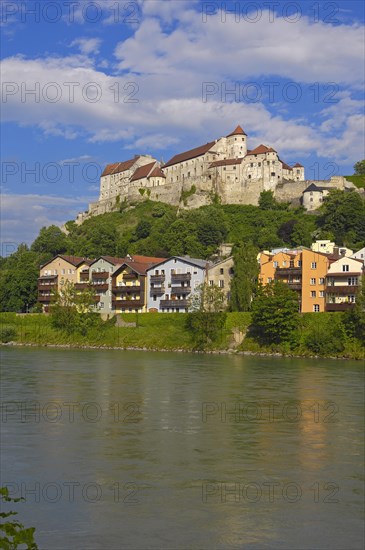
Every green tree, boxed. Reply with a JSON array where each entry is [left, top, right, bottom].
[[0, 486, 38, 549], [50, 280, 100, 335], [0, 245, 40, 312], [186, 283, 227, 349], [354, 160, 365, 176], [258, 191, 289, 211], [250, 281, 300, 346], [318, 189, 365, 247], [31, 225, 68, 257], [343, 276, 365, 344], [229, 242, 259, 311]]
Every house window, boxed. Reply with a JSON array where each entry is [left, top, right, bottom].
[[310, 278, 316, 285], [342, 265, 349, 272], [274, 261, 278, 268], [348, 277, 358, 285], [297, 261, 302, 267], [313, 304, 320, 312], [209, 280, 214, 286], [219, 280, 224, 288], [319, 278, 325, 285], [319, 291, 324, 297], [153, 296, 157, 301], [311, 291, 316, 298], [62, 269, 65, 275], [220, 268, 224, 274], [268, 277, 272, 283], [311, 262, 317, 269], [349, 295, 356, 303], [283, 261, 286, 267]]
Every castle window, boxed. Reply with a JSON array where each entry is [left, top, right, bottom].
[[258, 162, 261, 167], [248, 175, 251, 179], [233, 166, 236, 170], [271, 172, 275, 176], [250, 163, 253, 167]]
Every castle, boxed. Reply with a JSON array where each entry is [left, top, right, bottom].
[[76, 125, 354, 224]]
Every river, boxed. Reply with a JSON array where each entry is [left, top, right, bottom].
[[1, 348, 364, 549]]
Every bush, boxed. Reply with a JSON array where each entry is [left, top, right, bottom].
[[0, 327, 17, 343], [304, 319, 345, 356]]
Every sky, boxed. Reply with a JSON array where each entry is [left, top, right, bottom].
[[1, 0, 364, 250]]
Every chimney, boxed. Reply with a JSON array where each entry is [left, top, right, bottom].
[[333, 246, 340, 258]]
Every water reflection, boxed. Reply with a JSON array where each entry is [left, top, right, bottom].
[[1, 348, 364, 549]]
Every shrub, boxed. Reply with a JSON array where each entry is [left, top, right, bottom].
[[0, 327, 17, 343]]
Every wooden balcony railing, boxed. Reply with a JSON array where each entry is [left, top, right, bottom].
[[150, 286, 165, 296], [112, 299, 143, 308], [275, 267, 302, 276], [91, 271, 109, 279], [150, 274, 165, 283], [171, 273, 191, 282], [325, 302, 355, 312], [160, 299, 189, 308], [325, 285, 359, 294]]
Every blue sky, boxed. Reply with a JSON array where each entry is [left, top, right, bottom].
[[1, 0, 364, 248]]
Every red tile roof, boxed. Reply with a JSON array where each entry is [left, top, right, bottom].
[[164, 141, 216, 167], [101, 158, 138, 177], [149, 166, 166, 178], [130, 255, 166, 264], [246, 145, 277, 156], [130, 162, 156, 182], [90, 256, 127, 267], [280, 160, 293, 171], [40, 255, 92, 269], [227, 125, 247, 137], [293, 162, 303, 168], [113, 256, 166, 276], [209, 158, 244, 168]]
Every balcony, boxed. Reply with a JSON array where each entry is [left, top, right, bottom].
[[80, 271, 89, 281], [112, 285, 144, 294], [38, 295, 52, 302], [75, 283, 91, 290], [171, 286, 191, 294], [112, 299, 143, 309], [275, 267, 301, 276], [325, 285, 359, 294], [122, 273, 137, 280], [150, 274, 165, 283], [150, 286, 165, 296], [171, 273, 192, 283], [288, 282, 302, 290], [326, 302, 355, 312], [38, 284, 57, 291], [160, 299, 189, 308], [91, 271, 109, 280], [92, 283, 109, 292]]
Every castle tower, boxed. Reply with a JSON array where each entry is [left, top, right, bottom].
[[226, 125, 247, 158]]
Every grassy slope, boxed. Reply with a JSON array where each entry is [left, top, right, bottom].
[[1, 312, 363, 359], [344, 175, 365, 189]]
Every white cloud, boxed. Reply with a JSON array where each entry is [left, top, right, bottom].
[[70, 38, 102, 55], [1, 194, 92, 245]]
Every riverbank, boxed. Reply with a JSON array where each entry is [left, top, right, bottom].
[[1, 312, 364, 359]]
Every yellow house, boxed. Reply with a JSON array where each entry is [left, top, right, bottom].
[[259, 248, 331, 312], [38, 255, 92, 311]]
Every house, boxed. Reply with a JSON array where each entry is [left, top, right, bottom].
[[302, 184, 333, 211], [206, 257, 234, 306], [111, 255, 166, 313], [87, 256, 127, 313], [259, 248, 331, 312], [325, 256, 364, 311], [146, 256, 208, 312], [311, 240, 353, 257], [38, 255, 91, 312], [351, 247, 365, 264]]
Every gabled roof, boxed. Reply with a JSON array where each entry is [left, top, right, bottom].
[[129, 255, 167, 264], [227, 125, 247, 137], [149, 166, 166, 178], [164, 141, 216, 168], [89, 256, 126, 267], [101, 158, 138, 177], [245, 145, 277, 156], [279, 159, 293, 171], [209, 158, 244, 168], [130, 162, 156, 182], [293, 162, 303, 168], [113, 257, 165, 277], [303, 184, 331, 193], [40, 255, 91, 269], [146, 256, 209, 271]]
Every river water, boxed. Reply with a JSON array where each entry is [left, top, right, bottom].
[[1, 348, 364, 549]]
